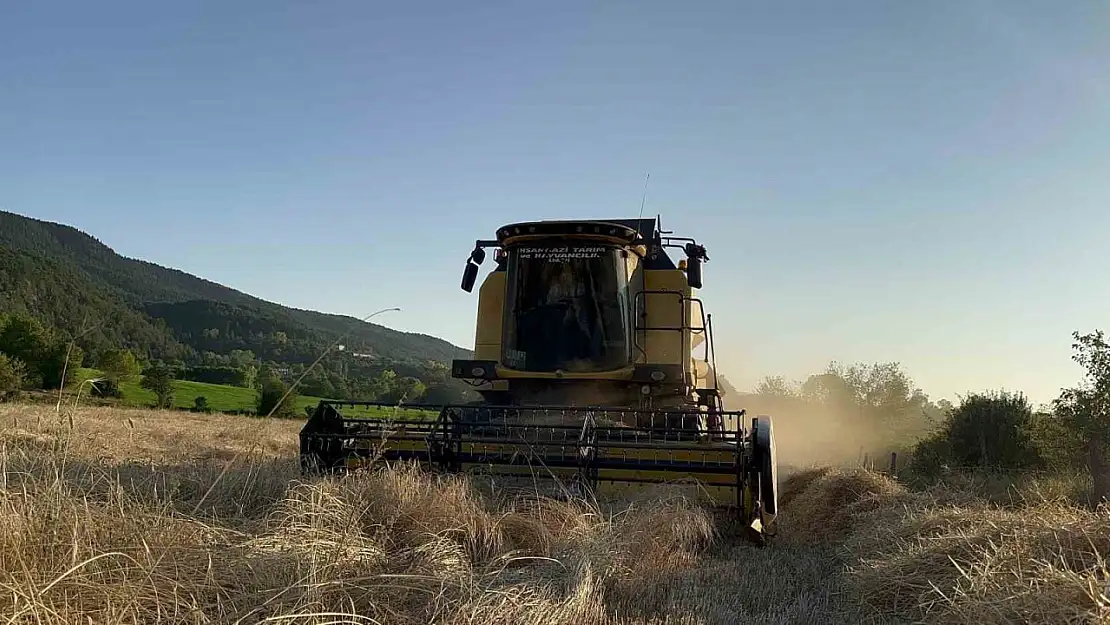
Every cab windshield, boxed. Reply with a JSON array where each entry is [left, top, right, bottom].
[[502, 243, 631, 372]]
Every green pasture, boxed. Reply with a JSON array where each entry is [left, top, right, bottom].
[[69, 368, 438, 420]]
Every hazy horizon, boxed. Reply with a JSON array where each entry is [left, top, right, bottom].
[[4, 1, 1108, 407]]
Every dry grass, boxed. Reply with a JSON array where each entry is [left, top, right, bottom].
[[781, 467, 1110, 624], [0, 404, 1106, 624]]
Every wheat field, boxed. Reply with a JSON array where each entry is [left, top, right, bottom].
[[0, 404, 1107, 624]]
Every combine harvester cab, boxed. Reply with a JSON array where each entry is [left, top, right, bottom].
[[300, 217, 780, 542]]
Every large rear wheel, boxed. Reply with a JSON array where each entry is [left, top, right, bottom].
[[751, 414, 778, 515], [742, 414, 778, 544]]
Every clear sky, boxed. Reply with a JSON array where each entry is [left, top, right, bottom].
[[3, 1, 1108, 406]]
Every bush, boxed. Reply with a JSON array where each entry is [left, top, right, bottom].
[[193, 396, 211, 413], [1025, 411, 1085, 471], [908, 390, 1042, 476], [905, 428, 951, 478], [380, 375, 426, 404], [0, 316, 51, 388], [180, 365, 250, 387], [141, 363, 176, 409], [945, 391, 1040, 469], [99, 348, 141, 382], [39, 342, 83, 390], [90, 377, 123, 399], [256, 374, 297, 418], [0, 353, 26, 401]]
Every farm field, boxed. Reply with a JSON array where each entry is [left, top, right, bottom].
[[0, 402, 1106, 624], [67, 367, 438, 419]]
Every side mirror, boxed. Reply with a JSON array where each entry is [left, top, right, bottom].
[[461, 261, 480, 292], [461, 246, 486, 292], [683, 242, 706, 289], [686, 255, 702, 288]]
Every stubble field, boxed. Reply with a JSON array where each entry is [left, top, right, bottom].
[[0, 403, 1107, 624]]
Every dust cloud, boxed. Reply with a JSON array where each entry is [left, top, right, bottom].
[[724, 392, 891, 472]]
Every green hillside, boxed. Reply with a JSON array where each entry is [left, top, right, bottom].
[[0, 209, 478, 406], [0, 209, 470, 365], [0, 245, 186, 360]]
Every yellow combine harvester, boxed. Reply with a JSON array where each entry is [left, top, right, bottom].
[[300, 217, 780, 541]]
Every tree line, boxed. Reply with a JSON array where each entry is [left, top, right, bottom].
[[0, 312, 478, 413], [742, 329, 1110, 502]]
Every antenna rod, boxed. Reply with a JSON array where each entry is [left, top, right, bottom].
[[637, 173, 650, 223]]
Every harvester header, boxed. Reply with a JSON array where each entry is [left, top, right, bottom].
[[300, 216, 780, 542]]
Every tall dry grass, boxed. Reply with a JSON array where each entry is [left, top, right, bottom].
[[0, 403, 1107, 624], [781, 467, 1110, 624], [0, 404, 876, 624]]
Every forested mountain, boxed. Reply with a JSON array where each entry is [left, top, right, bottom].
[[0, 245, 186, 359], [0, 209, 476, 405], [0, 209, 470, 365]]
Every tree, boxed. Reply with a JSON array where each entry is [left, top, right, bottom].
[[0, 314, 52, 387], [0, 314, 86, 390], [228, 349, 256, 368], [0, 354, 27, 401], [141, 363, 176, 408], [298, 368, 336, 398], [377, 368, 398, 390], [743, 361, 950, 466], [1025, 409, 1083, 472], [800, 371, 858, 411], [257, 372, 297, 418], [0, 315, 52, 366], [99, 348, 141, 382], [927, 390, 1040, 470], [238, 363, 259, 389], [40, 342, 83, 390], [1052, 330, 1110, 502], [381, 374, 425, 404], [753, 375, 797, 399], [823, 361, 939, 444], [827, 361, 931, 418]]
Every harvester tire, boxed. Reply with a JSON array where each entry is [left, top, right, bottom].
[[752, 414, 778, 517]]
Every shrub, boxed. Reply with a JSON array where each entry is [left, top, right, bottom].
[[256, 373, 297, 418], [905, 428, 951, 478], [39, 342, 83, 390], [908, 390, 1042, 476], [90, 377, 123, 399], [1025, 410, 1085, 471], [944, 391, 1040, 469], [141, 363, 176, 409], [99, 348, 142, 382], [180, 365, 249, 387], [0, 353, 26, 401]]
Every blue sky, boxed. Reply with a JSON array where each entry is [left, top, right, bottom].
[[2, 1, 1108, 406]]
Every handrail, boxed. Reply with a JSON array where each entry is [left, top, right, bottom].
[[633, 290, 717, 390], [707, 313, 720, 393]]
